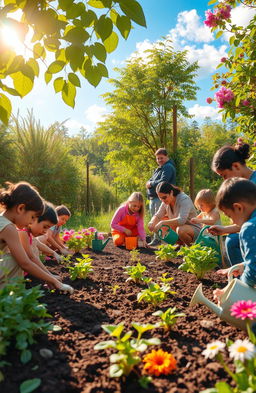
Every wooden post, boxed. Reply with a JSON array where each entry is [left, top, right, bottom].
[[189, 157, 195, 201], [172, 105, 177, 153], [86, 161, 90, 213]]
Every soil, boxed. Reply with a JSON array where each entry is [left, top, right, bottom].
[[1, 242, 246, 393]]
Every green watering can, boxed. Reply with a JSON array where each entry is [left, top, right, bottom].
[[195, 225, 222, 264], [92, 232, 110, 252], [157, 225, 178, 245]]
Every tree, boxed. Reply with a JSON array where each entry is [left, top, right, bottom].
[[204, 0, 256, 137], [0, 0, 146, 124]]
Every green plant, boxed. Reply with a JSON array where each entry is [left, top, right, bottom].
[[123, 262, 149, 284], [94, 322, 160, 377], [137, 282, 176, 308], [129, 249, 141, 263], [178, 244, 219, 280], [109, 285, 120, 295], [68, 254, 93, 280], [155, 244, 177, 262], [152, 307, 185, 331], [65, 232, 87, 253], [0, 279, 52, 370], [59, 254, 72, 267], [159, 273, 174, 284]]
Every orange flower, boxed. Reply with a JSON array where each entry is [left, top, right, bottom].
[[143, 349, 177, 376]]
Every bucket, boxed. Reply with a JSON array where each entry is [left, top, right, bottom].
[[158, 225, 178, 245], [125, 236, 138, 250]]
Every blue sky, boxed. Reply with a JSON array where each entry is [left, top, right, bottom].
[[10, 0, 254, 135]]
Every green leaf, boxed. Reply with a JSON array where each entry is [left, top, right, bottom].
[[97, 63, 108, 78], [208, 0, 218, 4], [215, 382, 233, 393], [68, 73, 81, 87], [59, 0, 73, 10], [84, 64, 102, 86], [47, 61, 66, 74], [119, 0, 146, 27], [109, 364, 123, 377], [94, 340, 116, 349], [87, 0, 105, 8], [54, 77, 65, 93], [61, 80, 76, 108], [116, 15, 131, 39], [104, 31, 119, 53], [95, 15, 113, 41], [33, 43, 46, 59], [80, 10, 97, 27], [12, 71, 33, 97], [20, 378, 41, 393], [66, 2, 85, 19], [215, 30, 223, 39], [0, 93, 12, 125], [93, 43, 107, 62], [65, 45, 85, 71], [64, 26, 89, 44], [20, 349, 32, 364], [45, 72, 52, 84], [26, 58, 39, 77]]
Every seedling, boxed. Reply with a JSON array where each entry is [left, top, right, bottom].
[[110, 285, 120, 295], [129, 249, 141, 263], [59, 254, 72, 267], [123, 262, 149, 284], [178, 244, 219, 279], [137, 282, 176, 308], [68, 254, 93, 280], [159, 273, 174, 284], [155, 244, 177, 261], [94, 322, 160, 377], [153, 307, 185, 330]]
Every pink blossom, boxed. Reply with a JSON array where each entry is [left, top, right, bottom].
[[218, 5, 231, 20], [230, 300, 256, 320], [220, 57, 227, 63], [215, 86, 234, 108], [204, 10, 219, 27], [75, 235, 83, 239], [237, 137, 243, 144], [97, 233, 105, 240], [242, 100, 250, 106], [253, 142, 256, 147], [63, 234, 71, 241], [88, 227, 97, 233], [83, 232, 90, 236], [221, 80, 227, 85], [206, 97, 213, 104]]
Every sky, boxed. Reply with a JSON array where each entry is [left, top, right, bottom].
[[9, 0, 255, 136]]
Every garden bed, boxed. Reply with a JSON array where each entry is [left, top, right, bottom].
[[1, 242, 245, 393]]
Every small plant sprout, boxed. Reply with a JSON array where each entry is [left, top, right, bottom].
[[123, 262, 149, 284], [178, 244, 219, 280], [159, 273, 174, 284], [155, 244, 177, 262], [129, 249, 141, 263], [94, 322, 160, 378], [110, 285, 120, 295], [59, 254, 72, 267], [152, 307, 185, 330], [137, 281, 176, 308], [68, 254, 93, 280]]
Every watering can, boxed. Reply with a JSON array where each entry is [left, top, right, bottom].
[[157, 225, 178, 245], [92, 232, 110, 252], [195, 225, 222, 265], [190, 265, 256, 331]]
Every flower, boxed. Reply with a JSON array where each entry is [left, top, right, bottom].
[[215, 86, 234, 108], [218, 5, 231, 20], [230, 300, 256, 320], [97, 233, 105, 240], [202, 341, 226, 359], [206, 97, 213, 104], [88, 227, 97, 233], [242, 99, 250, 106], [75, 235, 83, 239], [221, 57, 227, 62], [143, 349, 176, 376], [204, 10, 219, 27], [229, 339, 256, 362]]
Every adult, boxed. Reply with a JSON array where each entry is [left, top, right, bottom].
[[209, 141, 256, 265], [146, 148, 176, 246], [148, 182, 201, 246]]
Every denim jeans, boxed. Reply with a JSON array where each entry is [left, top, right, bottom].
[[225, 233, 243, 266], [149, 198, 161, 240]]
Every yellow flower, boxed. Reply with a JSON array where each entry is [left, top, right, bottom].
[[143, 349, 177, 376]]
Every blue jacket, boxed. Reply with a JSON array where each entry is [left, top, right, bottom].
[[240, 209, 256, 287], [147, 159, 176, 199]]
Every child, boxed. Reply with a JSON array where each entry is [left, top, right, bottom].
[[213, 178, 256, 301], [18, 203, 62, 276], [111, 192, 147, 247], [0, 182, 72, 292], [40, 205, 71, 255], [191, 189, 221, 226]]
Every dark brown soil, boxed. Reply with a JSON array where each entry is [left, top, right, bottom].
[[1, 242, 245, 393]]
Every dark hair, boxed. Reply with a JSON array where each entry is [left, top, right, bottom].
[[155, 148, 168, 156], [216, 177, 256, 210], [0, 181, 44, 214], [211, 143, 250, 171], [156, 182, 181, 196], [38, 202, 58, 224], [56, 205, 71, 217]]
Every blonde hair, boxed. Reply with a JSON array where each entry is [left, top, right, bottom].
[[194, 189, 216, 210], [124, 192, 145, 218]]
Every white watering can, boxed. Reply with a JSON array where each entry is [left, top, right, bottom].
[[190, 265, 256, 331]]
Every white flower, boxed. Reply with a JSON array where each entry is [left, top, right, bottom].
[[228, 339, 256, 362], [202, 341, 226, 359]]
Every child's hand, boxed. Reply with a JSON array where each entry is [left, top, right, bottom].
[[51, 274, 62, 281], [207, 225, 226, 236], [190, 217, 200, 224], [148, 222, 155, 232], [154, 221, 164, 231], [141, 240, 148, 248], [216, 268, 229, 276], [61, 248, 72, 256], [124, 228, 132, 236], [53, 251, 61, 262]]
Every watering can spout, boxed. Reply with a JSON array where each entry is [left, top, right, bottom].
[[190, 283, 222, 317]]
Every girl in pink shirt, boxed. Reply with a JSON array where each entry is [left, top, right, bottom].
[[111, 192, 147, 247]]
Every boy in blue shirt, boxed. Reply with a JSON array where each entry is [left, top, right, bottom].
[[213, 177, 256, 300]]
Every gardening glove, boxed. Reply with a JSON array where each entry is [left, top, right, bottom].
[[59, 283, 74, 294]]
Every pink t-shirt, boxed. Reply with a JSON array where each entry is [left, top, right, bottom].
[[111, 204, 146, 241]]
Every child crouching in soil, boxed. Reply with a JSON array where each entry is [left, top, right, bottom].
[[191, 189, 221, 226], [213, 178, 256, 301]]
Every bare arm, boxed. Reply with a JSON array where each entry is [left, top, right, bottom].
[[36, 238, 56, 256], [208, 223, 240, 236], [191, 210, 220, 226]]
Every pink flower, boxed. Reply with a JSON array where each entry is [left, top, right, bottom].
[[221, 80, 227, 85], [63, 234, 71, 241], [75, 235, 83, 239], [221, 57, 227, 62], [88, 227, 97, 233], [97, 233, 105, 240], [253, 142, 256, 147], [230, 300, 256, 320], [215, 86, 234, 108], [83, 232, 90, 236], [206, 97, 213, 104], [237, 137, 243, 144], [218, 5, 231, 20], [242, 99, 250, 106], [204, 10, 219, 27]]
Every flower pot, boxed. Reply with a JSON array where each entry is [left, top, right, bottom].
[[125, 237, 138, 250]]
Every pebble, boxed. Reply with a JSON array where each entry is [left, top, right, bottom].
[[39, 348, 54, 359], [200, 319, 215, 329]]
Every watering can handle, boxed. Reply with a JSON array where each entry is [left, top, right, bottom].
[[94, 231, 98, 240], [227, 264, 241, 283], [197, 225, 220, 242], [158, 224, 170, 240]]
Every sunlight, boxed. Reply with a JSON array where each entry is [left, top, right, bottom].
[[0, 25, 25, 54]]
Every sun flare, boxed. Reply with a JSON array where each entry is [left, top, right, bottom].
[[0, 25, 25, 54]]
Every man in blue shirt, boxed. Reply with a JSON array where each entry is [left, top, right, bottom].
[[146, 148, 176, 246]]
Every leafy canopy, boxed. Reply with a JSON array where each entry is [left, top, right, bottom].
[[0, 0, 146, 124]]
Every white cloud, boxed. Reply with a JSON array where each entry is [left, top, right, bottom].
[[184, 44, 227, 77], [188, 104, 222, 120], [223, 5, 256, 40], [84, 104, 107, 124], [65, 119, 90, 136]]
